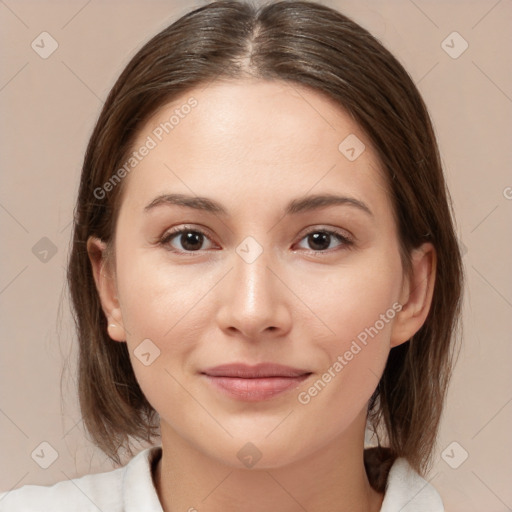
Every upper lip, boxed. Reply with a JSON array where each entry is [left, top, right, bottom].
[[201, 363, 311, 378]]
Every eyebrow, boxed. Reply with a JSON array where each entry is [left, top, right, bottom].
[[144, 193, 373, 217]]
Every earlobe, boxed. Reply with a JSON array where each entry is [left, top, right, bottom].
[[390, 243, 437, 348], [86, 236, 126, 342]]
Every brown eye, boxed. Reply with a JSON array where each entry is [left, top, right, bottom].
[[296, 229, 353, 252], [160, 228, 214, 252]]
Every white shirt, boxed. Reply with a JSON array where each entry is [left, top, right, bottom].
[[0, 446, 444, 511]]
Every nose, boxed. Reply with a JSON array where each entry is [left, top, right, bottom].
[[216, 243, 293, 341]]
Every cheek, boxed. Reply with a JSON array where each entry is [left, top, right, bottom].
[[300, 248, 402, 350], [294, 310, 396, 444], [295, 253, 402, 409], [113, 248, 220, 400], [113, 256, 203, 418], [115, 247, 207, 339]]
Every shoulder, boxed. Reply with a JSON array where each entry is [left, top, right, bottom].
[[0, 446, 163, 512], [0, 465, 124, 512], [380, 457, 444, 512]]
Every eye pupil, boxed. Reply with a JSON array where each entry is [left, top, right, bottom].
[[308, 232, 330, 251], [181, 231, 203, 251]]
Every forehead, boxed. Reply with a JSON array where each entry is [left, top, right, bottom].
[[120, 78, 390, 217]]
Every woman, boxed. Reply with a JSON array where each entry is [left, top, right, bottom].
[[0, 1, 463, 510]]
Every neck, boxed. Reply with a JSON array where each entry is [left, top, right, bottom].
[[154, 411, 384, 512]]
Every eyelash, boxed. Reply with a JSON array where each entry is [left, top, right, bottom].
[[159, 225, 354, 256]]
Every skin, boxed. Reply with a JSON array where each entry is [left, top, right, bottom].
[[88, 78, 436, 512]]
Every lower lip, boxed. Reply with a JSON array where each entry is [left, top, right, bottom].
[[202, 374, 311, 401]]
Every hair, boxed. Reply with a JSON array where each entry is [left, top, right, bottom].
[[67, 0, 463, 492]]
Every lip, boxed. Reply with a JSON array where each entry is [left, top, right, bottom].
[[202, 362, 311, 378], [201, 363, 312, 401]]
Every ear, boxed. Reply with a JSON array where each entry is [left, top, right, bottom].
[[87, 236, 126, 342], [390, 242, 437, 348]]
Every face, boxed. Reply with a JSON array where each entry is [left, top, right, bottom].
[[90, 78, 433, 469]]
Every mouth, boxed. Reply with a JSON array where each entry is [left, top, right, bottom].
[[200, 363, 313, 401]]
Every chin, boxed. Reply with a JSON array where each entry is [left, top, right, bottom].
[[203, 432, 313, 471]]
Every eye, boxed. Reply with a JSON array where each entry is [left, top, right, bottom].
[[160, 226, 215, 253], [159, 226, 354, 255], [295, 228, 353, 253]]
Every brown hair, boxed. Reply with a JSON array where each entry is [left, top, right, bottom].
[[67, 0, 463, 491]]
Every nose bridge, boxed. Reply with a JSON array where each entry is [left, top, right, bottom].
[[216, 235, 291, 337], [233, 235, 277, 314]]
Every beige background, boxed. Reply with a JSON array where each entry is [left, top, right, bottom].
[[1, 0, 511, 510]]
